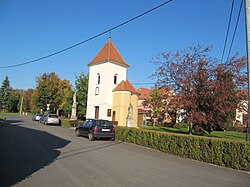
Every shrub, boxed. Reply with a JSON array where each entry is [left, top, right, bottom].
[[115, 126, 250, 171], [60, 118, 81, 128]]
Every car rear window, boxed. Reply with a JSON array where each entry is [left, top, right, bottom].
[[48, 114, 58, 118], [96, 120, 113, 127]]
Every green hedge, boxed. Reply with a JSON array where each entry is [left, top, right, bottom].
[[60, 118, 80, 128], [115, 126, 250, 171]]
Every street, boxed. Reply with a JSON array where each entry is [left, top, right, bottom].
[[0, 115, 249, 187]]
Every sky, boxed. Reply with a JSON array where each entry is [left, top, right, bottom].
[[0, 0, 247, 90]]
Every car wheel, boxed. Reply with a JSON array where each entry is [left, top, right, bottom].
[[75, 129, 80, 137], [88, 133, 94, 141]]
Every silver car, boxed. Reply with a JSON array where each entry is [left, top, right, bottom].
[[32, 114, 42, 121], [44, 114, 60, 125]]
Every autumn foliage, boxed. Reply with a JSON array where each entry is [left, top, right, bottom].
[[151, 46, 247, 132]]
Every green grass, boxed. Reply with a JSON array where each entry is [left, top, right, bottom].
[[0, 112, 19, 116], [0, 116, 6, 120], [141, 126, 189, 134], [205, 131, 246, 141], [140, 126, 247, 142]]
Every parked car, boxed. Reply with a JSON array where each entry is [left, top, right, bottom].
[[43, 114, 60, 125], [75, 119, 115, 141], [32, 113, 42, 121]]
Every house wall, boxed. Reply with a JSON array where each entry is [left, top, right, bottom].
[[235, 100, 248, 126], [86, 62, 126, 120], [130, 93, 138, 127], [112, 91, 138, 127], [113, 91, 130, 126]]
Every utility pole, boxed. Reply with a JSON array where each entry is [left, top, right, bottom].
[[19, 95, 23, 116], [245, 0, 250, 141]]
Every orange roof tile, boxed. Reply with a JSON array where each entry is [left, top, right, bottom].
[[87, 39, 129, 67], [137, 87, 152, 100], [113, 80, 139, 94]]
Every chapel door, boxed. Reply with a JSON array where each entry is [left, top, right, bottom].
[[95, 106, 99, 119]]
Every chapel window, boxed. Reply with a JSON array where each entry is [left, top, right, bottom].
[[114, 74, 118, 84], [97, 73, 100, 84]]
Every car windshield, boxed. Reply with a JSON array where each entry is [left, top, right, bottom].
[[48, 114, 58, 118], [96, 120, 113, 127]]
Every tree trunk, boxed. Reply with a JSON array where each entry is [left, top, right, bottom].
[[188, 122, 192, 135]]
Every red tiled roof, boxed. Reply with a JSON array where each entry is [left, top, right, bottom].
[[158, 87, 172, 97], [113, 80, 139, 94], [87, 39, 129, 67], [137, 87, 173, 100], [137, 88, 152, 100]]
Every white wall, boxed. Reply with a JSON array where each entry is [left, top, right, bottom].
[[86, 62, 127, 120]]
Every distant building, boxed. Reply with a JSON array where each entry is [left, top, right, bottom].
[[235, 90, 248, 126]]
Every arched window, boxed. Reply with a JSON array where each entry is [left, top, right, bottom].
[[95, 87, 99, 95], [97, 73, 100, 84], [114, 74, 118, 84]]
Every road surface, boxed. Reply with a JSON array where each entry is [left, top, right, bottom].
[[0, 115, 249, 187]]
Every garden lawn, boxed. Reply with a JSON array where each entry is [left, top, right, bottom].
[[140, 126, 247, 142], [0, 116, 6, 120]]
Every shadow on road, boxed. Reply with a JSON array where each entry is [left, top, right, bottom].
[[58, 141, 122, 160], [0, 119, 70, 187]]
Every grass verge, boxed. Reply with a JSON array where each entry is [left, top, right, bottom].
[[141, 126, 247, 142]]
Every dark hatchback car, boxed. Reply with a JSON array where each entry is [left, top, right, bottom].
[[75, 119, 115, 141]]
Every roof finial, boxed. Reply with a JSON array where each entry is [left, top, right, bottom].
[[108, 30, 111, 62], [109, 30, 112, 40]]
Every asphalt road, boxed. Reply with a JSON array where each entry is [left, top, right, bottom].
[[0, 115, 249, 187]]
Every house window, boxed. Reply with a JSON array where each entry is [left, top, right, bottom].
[[107, 109, 111, 117], [97, 73, 100, 84], [95, 87, 99, 95], [114, 74, 118, 84]]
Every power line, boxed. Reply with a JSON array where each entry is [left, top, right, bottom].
[[0, 0, 174, 69], [132, 83, 155, 85], [220, 0, 235, 63], [226, 0, 244, 61]]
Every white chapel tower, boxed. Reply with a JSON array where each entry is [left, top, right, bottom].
[[86, 39, 130, 121]]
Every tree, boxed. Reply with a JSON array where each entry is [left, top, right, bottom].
[[151, 46, 247, 133], [143, 88, 175, 126], [75, 72, 88, 119], [144, 88, 163, 126], [58, 80, 73, 117], [31, 72, 73, 115], [22, 89, 35, 112], [0, 76, 11, 112], [7, 89, 20, 112], [211, 56, 247, 130]]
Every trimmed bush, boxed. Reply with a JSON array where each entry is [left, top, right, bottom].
[[60, 118, 80, 128], [115, 126, 250, 171]]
